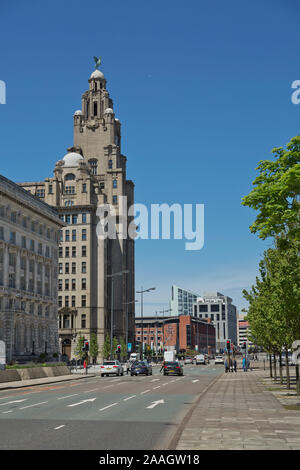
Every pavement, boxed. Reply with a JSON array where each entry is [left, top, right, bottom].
[[175, 362, 300, 450], [0, 373, 95, 390]]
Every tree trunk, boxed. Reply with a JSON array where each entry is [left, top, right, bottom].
[[279, 354, 283, 384], [269, 354, 273, 378], [296, 365, 300, 397], [285, 347, 290, 390], [273, 354, 277, 382]]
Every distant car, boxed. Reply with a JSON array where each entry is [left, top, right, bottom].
[[184, 356, 193, 364], [130, 360, 152, 376], [163, 361, 184, 376], [100, 360, 124, 377], [195, 354, 206, 365], [214, 355, 224, 365]]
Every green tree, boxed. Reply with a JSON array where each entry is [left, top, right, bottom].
[[90, 333, 99, 364], [101, 334, 111, 360], [242, 136, 300, 245], [74, 335, 86, 362]]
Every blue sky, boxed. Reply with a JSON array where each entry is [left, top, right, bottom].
[[1, 0, 300, 315]]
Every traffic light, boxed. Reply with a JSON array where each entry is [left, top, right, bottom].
[[116, 345, 121, 354], [243, 342, 247, 350], [83, 340, 89, 352], [226, 340, 231, 351]]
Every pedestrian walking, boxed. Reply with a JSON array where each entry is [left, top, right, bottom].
[[160, 361, 165, 373], [126, 360, 131, 375], [224, 358, 229, 373], [233, 359, 237, 373], [242, 356, 247, 372]]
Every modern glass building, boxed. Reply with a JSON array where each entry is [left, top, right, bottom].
[[170, 285, 200, 317]]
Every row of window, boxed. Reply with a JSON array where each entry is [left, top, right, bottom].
[[58, 262, 87, 274], [58, 246, 87, 258], [0, 297, 53, 317], [59, 313, 86, 329], [59, 213, 87, 224], [58, 278, 87, 291], [0, 228, 53, 258], [58, 295, 87, 308], [0, 206, 57, 241]]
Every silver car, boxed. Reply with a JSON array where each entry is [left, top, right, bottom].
[[100, 360, 124, 377]]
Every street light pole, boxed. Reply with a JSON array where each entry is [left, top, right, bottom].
[[107, 270, 129, 360], [136, 287, 156, 360], [159, 308, 172, 354], [123, 300, 138, 358]]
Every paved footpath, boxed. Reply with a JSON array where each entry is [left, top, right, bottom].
[[176, 364, 300, 450]]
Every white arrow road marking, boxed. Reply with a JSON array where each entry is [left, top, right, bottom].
[[99, 403, 118, 411], [0, 399, 28, 406], [192, 380, 199, 383], [67, 398, 97, 407], [20, 401, 48, 410], [147, 400, 165, 409]]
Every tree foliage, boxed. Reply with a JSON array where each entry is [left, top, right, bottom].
[[242, 136, 300, 245]]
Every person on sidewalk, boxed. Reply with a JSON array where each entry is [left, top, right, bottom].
[[126, 360, 131, 375], [224, 358, 229, 373], [233, 358, 237, 373], [160, 361, 165, 373], [242, 356, 247, 372]]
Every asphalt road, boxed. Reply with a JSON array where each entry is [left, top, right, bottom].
[[0, 364, 223, 450]]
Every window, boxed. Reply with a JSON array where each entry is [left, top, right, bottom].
[[65, 296, 69, 307], [59, 263, 63, 274], [81, 314, 86, 329], [65, 186, 75, 195], [65, 263, 69, 274], [199, 305, 208, 312], [58, 296, 62, 308], [36, 189, 45, 198], [72, 279, 76, 290], [93, 102, 98, 116], [65, 279, 69, 290], [82, 278, 86, 290], [72, 262, 76, 274], [82, 183, 87, 193], [21, 236, 26, 249], [59, 247, 63, 258], [10, 232, 16, 244], [82, 229, 87, 241], [65, 247, 70, 258], [82, 246, 87, 257], [211, 304, 220, 312], [89, 159, 98, 175], [113, 179, 117, 188], [71, 296, 76, 307], [65, 173, 75, 181], [82, 262, 86, 273], [65, 201, 74, 207], [65, 230, 70, 242], [72, 229, 76, 241], [72, 215, 78, 224], [48, 184, 53, 194], [65, 215, 71, 224], [108, 159, 113, 169], [58, 279, 63, 291], [112, 195, 118, 205], [82, 213, 87, 223], [72, 247, 76, 258], [81, 295, 86, 307]]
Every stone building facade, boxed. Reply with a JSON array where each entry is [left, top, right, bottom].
[[19, 67, 135, 360], [0, 174, 63, 362]]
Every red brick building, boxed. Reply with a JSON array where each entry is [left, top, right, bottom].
[[135, 315, 216, 355]]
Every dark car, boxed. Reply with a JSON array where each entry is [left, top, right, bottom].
[[163, 361, 184, 376], [130, 360, 152, 376]]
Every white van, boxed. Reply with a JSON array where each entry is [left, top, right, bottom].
[[195, 354, 206, 365], [129, 353, 140, 362]]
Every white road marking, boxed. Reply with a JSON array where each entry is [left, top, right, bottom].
[[2, 410, 13, 414], [57, 394, 79, 400], [141, 390, 151, 395], [123, 395, 136, 401], [153, 386, 161, 390], [54, 425, 65, 430], [0, 399, 28, 407], [103, 385, 114, 389], [147, 400, 165, 409], [99, 403, 118, 411], [84, 388, 99, 393], [192, 380, 199, 383], [19, 401, 48, 410], [150, 379, 160, 382], [67, 398, 96, 408]]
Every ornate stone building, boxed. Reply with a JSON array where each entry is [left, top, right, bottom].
[[20, 66, 135, 360], [0, 174, 63, 362]]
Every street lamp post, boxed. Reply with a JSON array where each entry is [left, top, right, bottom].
[[123, 299, 138, 358], [136, 287, 156, 360], [107, 270, 129, 359]]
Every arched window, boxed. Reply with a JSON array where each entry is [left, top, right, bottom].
[[65, 173, 75, 181], [88, 159, 98, 175]]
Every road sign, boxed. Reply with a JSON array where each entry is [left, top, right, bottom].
[[127, 343, 132, 352]]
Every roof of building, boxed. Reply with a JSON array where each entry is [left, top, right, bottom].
[[62, 152, 84, 168]]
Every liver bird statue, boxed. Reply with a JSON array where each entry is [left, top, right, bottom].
[[94, 56, 102, 70]]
